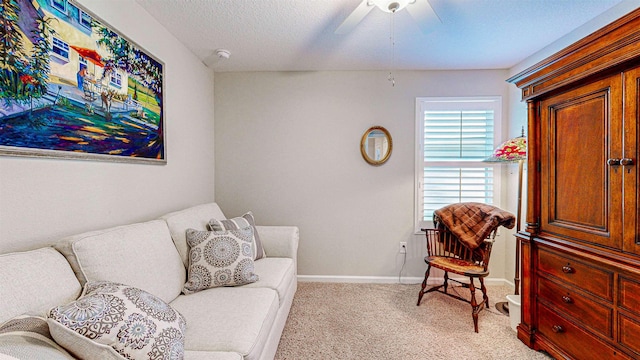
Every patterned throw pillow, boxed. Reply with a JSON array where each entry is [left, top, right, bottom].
[[208, 212, 266, 260], [47, 281, 186, 360], [184, 227, 259, 294]]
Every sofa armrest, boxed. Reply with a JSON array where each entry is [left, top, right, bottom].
[[255, 226, 299, 261]]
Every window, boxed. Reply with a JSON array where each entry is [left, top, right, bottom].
[[79, 10, 92, 29], [50, 0, 67, 13], [51, 37, 69, 60], [415, 97, 502, 231], [110, 72, 122, 88]]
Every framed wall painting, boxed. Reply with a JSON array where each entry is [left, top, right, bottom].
[[0, 0, 166, 164]]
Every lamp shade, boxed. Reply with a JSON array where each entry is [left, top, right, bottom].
[[484, 135, 526, 162]]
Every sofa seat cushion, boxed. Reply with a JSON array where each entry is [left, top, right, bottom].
[[170, 287, 278, 360], [55, 220, 185, 304], [160, 203, 227, 268], [185, 350, 243, 360], [0, 333, 75, 360], [242, 258, 295, 306], [0, 248, 81, 323]]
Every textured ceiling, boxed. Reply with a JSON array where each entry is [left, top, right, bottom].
[[135, 0, 626, 72]]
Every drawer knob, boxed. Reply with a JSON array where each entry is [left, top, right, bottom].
[[562, 295, 573, 304], [562, 264, 574, 274], [552, 325, 565, 333]]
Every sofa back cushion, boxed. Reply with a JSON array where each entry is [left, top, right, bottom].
[[160, 203, 226, 268], [0, 248, 81, 323], [54, 220, 185, 304]]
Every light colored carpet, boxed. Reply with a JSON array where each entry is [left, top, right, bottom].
[[275, 282, 552, 360]]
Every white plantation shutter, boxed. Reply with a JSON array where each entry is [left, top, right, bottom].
[[415, 97, 501, 229], [422, 167, 494, 217], [423, 110, 495, 161]]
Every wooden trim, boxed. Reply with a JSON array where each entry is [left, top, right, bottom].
[[508, 8, 640, 100], [525, 100, 540, 233]]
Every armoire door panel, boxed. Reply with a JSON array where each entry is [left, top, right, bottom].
[[553, 95, 606, 228], [625, 67, 640, 255], [540, 74, 623, 249]]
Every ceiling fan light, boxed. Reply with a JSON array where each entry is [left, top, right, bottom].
[[370, 0, 412, 13]]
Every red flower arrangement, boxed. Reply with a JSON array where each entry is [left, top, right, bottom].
[[19, 74, 38, 86]]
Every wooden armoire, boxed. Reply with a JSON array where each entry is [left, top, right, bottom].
[[508, 8, 640, 360]]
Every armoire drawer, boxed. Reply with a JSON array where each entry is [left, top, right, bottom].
[[537, 276, 612, 337], [619, 312, 640, 356], [537, 248, 613, 301], [537, 304, 630, 360], [619, 276, 640, 312]]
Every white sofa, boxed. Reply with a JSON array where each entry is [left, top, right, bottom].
[[0, 203, 298, 360]]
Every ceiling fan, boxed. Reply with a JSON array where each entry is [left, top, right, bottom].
[[335, 0, 441, 35]]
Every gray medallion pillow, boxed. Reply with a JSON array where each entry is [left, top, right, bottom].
[[47, 281, 186, 360], [184, 227, 259, 294], [207, 211, 266, 260]]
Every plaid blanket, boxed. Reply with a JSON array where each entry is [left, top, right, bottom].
[[434, 202, 515, 250]]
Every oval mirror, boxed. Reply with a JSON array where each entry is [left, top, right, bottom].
[[360, 126, 392, 166]]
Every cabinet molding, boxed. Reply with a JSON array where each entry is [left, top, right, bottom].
[[509, 9, 640, 101]]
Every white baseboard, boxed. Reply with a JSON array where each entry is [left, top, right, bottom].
[[298, 275, 512, 287]]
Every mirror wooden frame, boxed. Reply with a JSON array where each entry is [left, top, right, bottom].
[[360, 126, 392, 166]]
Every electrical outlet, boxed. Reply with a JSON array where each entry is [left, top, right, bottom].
[[399, 242, 407, 254]]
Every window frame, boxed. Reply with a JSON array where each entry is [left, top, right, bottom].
[[414, 96, 503, 233], [79, 10, 92, 29], [51, 36, 70, 61], [50, 0, 67, 14], [110, 71, 122, 88]]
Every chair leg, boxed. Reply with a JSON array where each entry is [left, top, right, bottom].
[[443, 271, 449, 294], [417, 265, 431, 306], [479, 277, 489, 308], [469, 278, 479, 333]]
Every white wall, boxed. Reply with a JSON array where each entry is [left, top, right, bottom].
[[214, 70, 512, 281], [0, 0, 215, 253], [213, 1, 639, 285]]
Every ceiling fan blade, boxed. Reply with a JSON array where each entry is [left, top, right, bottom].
[[335, 0, 374, 35], [407, 0, 442, 34]]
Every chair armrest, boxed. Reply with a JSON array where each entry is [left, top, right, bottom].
[[255, 226, 299, 261]]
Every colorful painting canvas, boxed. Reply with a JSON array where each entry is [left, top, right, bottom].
[[0, 0, 165, 163]]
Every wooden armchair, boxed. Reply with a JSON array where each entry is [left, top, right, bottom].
[[416, 225, 497, 333]]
